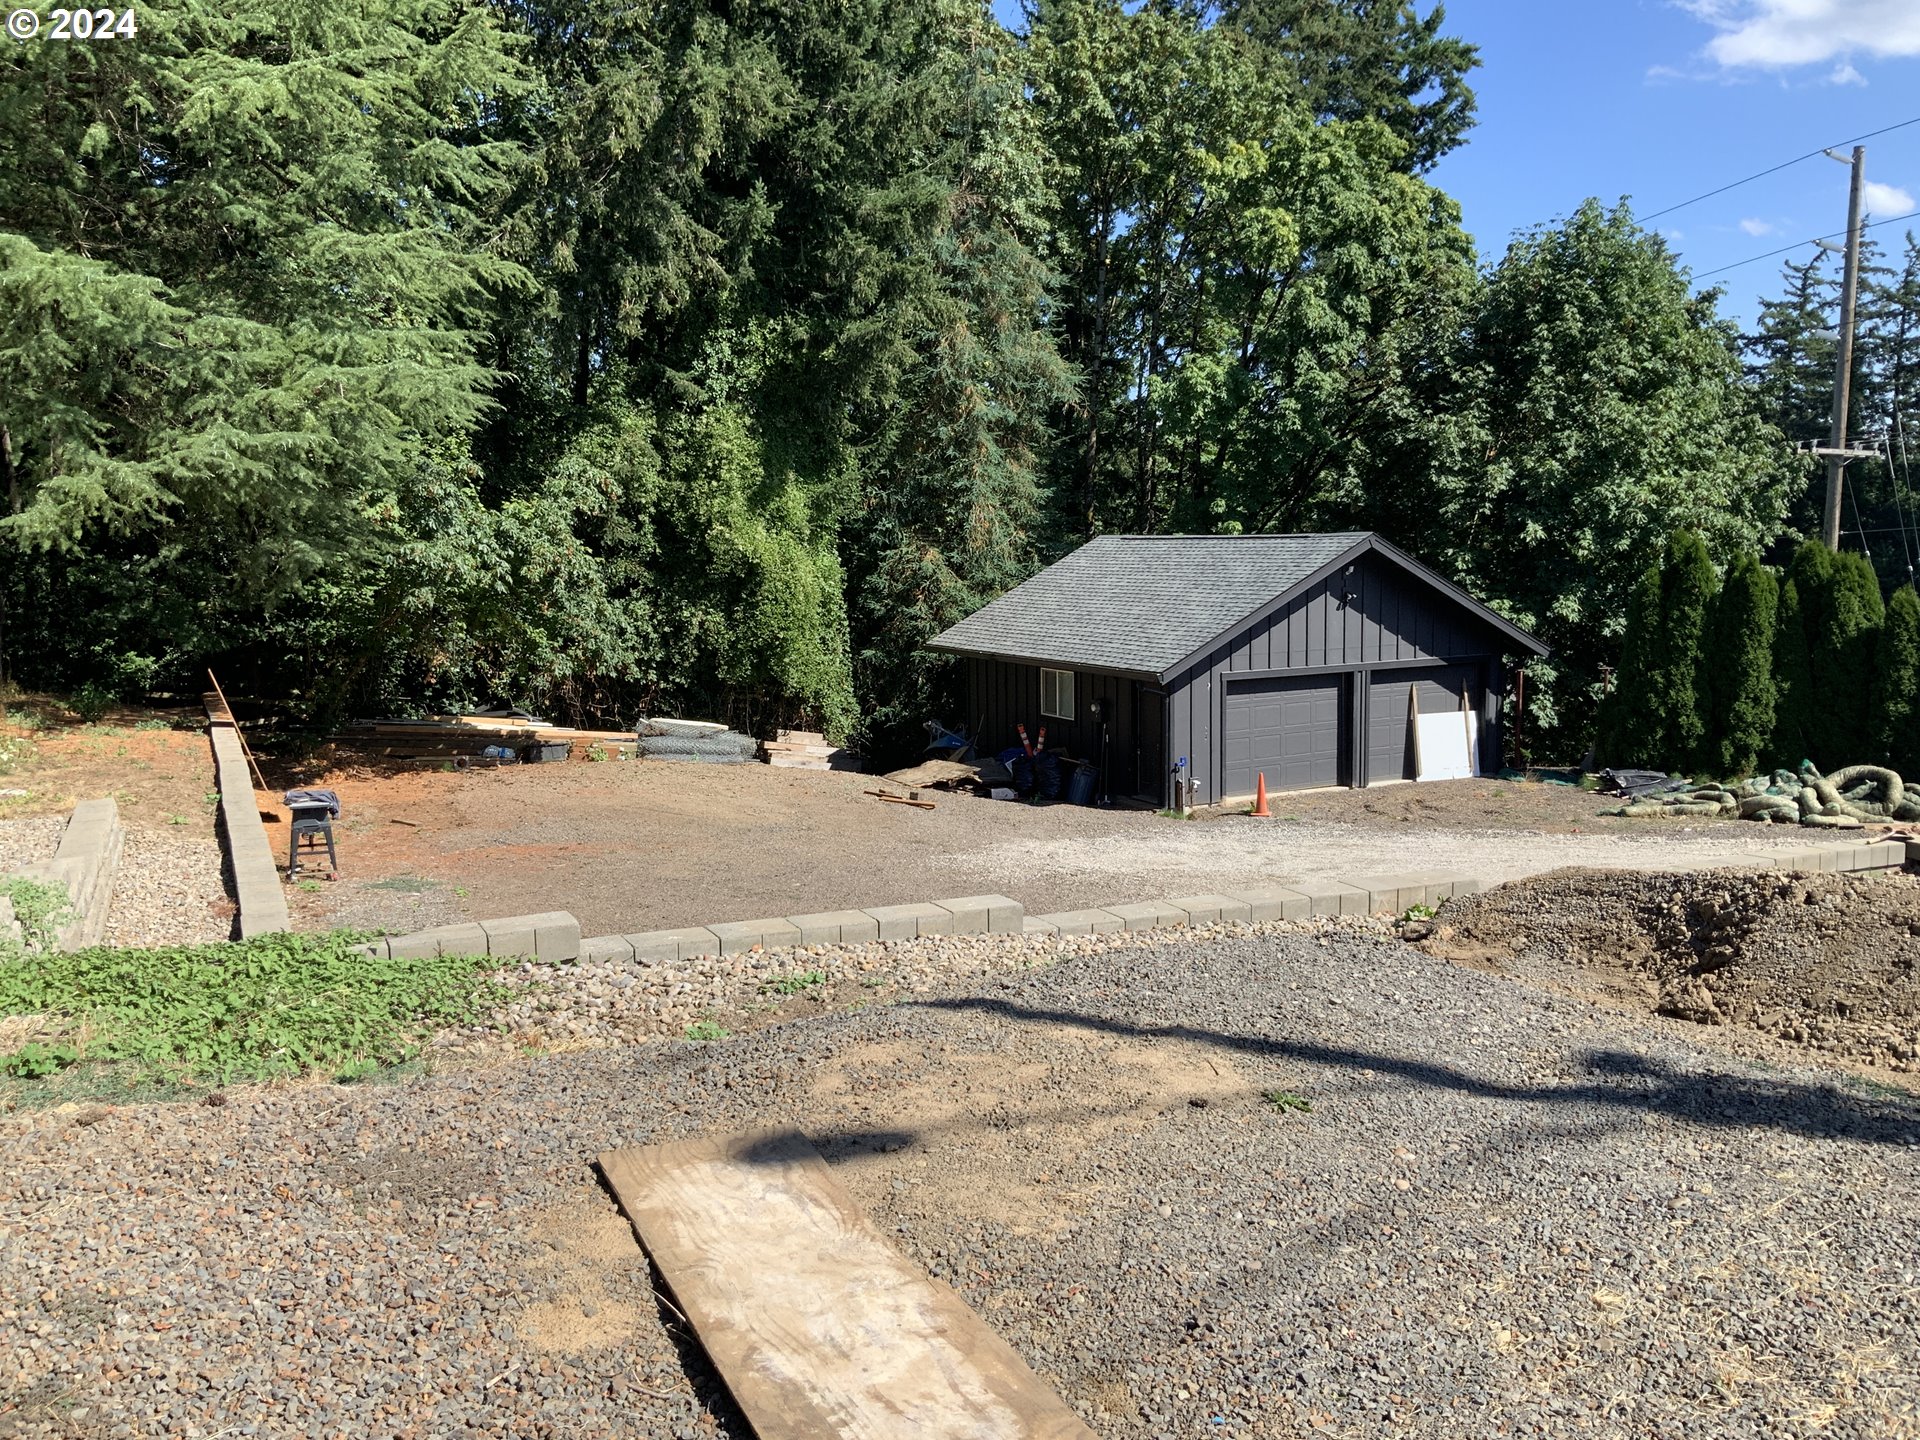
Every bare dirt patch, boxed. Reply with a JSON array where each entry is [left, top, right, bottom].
[[0, 700, 216, 836], [804, 1022, 1245, 1238], [247, 754, 1820, 937], [514, 1203, 652, 1356], [1422, 866, 1920, 1072]]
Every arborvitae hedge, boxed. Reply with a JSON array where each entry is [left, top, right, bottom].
[[1872, 585, 1920, 775], [1647, 530, 1717, 771], [1771, 546, 1826, 766], [1819, 548, 1886, 763], [1603, 530, 1717, 771], [1705, 551, 1778, 776], [1601, 560, 1663, 767]]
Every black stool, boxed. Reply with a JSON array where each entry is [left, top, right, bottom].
[[287, 801, 339, 880]]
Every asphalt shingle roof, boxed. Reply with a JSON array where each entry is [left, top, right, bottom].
[[929, 533, 1370, 677]]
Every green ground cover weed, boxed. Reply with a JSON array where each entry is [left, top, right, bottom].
[[0, 930, 506, 1090]]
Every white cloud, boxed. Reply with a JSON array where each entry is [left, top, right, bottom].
[[1827, 60, 1868, 84], [1864, 180, 1915, 217], [1664, 228, 1686, 242], [1680, 0, 1920, 69], [1739, 216, 1774, 235]]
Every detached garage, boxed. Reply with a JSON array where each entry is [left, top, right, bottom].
[[928, 532, 1548, 809]]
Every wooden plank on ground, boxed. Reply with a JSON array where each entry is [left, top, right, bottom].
[[598, 1130, 1099, 1440]]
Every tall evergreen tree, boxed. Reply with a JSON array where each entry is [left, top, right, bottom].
[[1648, 531, 1718, 771], [1772, 573, 1816, 767], [0, 0, 528, 577], [1601, 559, 1663, 767], [1820, 547, 1887, 761], [1600, 532, 1716, 771], [850, 6, 1076, 758], [1775, 540, 1884, 765], [1871, 585, 1920, 776], [1704, 551, 1778, 777]]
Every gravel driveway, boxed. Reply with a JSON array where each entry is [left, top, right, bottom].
[[967, 815, 1824, 896], [5, 930, 1915, 1438]]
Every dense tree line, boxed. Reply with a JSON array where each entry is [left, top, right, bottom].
[[1605, 535, 1920, 779], [0, 0, 1807, 762]]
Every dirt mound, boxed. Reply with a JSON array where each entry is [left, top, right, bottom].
[[1423, 866, 1920, 1070]]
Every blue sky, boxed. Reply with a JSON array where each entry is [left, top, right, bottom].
[[991, 1, 1920, 330], [1433, 0, 1920, 329]]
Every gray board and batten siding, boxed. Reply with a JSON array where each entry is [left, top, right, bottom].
[[932, 533, 1548, 809]]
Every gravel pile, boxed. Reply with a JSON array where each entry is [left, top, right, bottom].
[[0, 818, 63, 878], [5, 927, 1917, 1438], [1424, 866, 1920, 1071], [103, 829, 232, 949]]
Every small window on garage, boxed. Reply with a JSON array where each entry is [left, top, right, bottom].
[[1040, 667, 1075, 720]]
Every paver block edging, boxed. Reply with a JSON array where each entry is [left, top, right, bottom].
[[623, 927, 723, 963], [479, 911, 582, 962], [863, 902, 954, 941], [1104, 900, 1188, 932], [581, 934, 637, 965], [1223, 886, 1312, 922], [1283, 879, 1370, 917], [8, 798, 128, 949], [709, 917, 804, 955], [786, 910, 883, 946], [1165, 893, 1252, 925], [1032, 909, 1125, 936], [932, 894, 1024, 935]]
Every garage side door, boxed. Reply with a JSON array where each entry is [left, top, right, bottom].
[[1366, 663, 1480, 783], [1222, 676, 1346, 795]]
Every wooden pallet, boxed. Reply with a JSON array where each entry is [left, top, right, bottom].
[[599, 1130, 1097, 1440]]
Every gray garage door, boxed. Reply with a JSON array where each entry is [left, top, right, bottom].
[[1222, 675, 1346, 795], [1366, 663, 1480, 784]]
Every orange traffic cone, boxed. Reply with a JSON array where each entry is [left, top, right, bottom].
[[1251, 772, 1271, 817]]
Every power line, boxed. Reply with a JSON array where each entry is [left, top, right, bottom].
[[1642, 114, 1920, 223], [1692, 207, 1920, 280]]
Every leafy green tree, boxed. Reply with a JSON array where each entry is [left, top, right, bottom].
[[1028, 0, 1479, 541], [1703, 551, 1778, 777], [1434, 201, 1793, 746], [1871, 585, 1920, 775], [1224, 0, 1480, 173]]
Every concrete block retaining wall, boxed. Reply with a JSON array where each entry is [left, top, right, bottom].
[[360, 838, 1912, 972], [7, 798, 125, 949], [209, 723, 290, 939]]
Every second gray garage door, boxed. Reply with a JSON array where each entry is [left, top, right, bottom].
[[1366, 663, 1481, 784], [1222, 675, 1346, 795]]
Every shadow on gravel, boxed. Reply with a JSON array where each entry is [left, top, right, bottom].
[[912, 997, 1920, 1149]]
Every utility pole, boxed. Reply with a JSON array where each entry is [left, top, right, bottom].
[[1821, 145, 1867, 549]]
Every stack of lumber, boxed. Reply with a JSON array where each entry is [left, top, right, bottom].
[[330, 715, 637, 760], [760, 730, 862, 772]]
